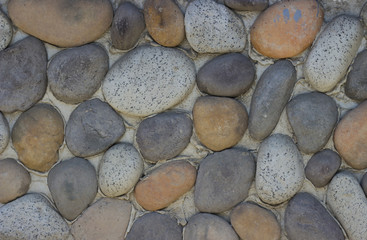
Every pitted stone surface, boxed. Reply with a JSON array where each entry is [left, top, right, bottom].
[[0, 10, 12, 51], [345, 49, 367, 101]]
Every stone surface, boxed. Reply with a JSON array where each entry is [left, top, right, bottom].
[[0, 10, 12, 51], [111, 2, 145, 50], [103, 45, 195, 117], [8, 0, 113, 47], [345, 49, 367, 101], [98, 143, 144, 197], [135, 160, 196, 211], [249, 60, 296, 141], [304, 15, 363, 92], [144, 0, 184, 47], [0, 36, 47, 113], [12, 103, 64, 172], [48, 44, 109, 104], [334, 100, 367, 169], [126, 212, 182, 240], [0, 158, 31, 203], [256, 134, 304, 205], [197, 53, 255, 97], [71, 198, 132, 240], [361, 172, 367, 195], [193, 96, 248, 151], [195, 149, 255, 213], [230, 202, 281, 240], [286, 92, 338, 154], [65, 98, 125, 157], [327, 171, 367, 240], [305, 149, 341, 187], [224, 0, 268, 11], [0, 112, 9, 154], [0, 193, 71, 239], [251, 0, 323, 58], [285, 192, 345, 240], [185, 0, 246, 53], [184, 213, 239, 240], [48, 157, 98, 221], [136, 112, 192, 162]]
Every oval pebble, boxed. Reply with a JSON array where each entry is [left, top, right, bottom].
[[0, 10, 12, 51], [345, 49, 367, 101], [0, 112, 9, 154], [224, 0, 268, 11]]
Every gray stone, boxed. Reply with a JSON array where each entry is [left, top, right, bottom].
[[0, 112, 9, 154], [224, 0, 268, 11], [197, 53, 255, 97], [305, 149, 341, 188], [285, 192, 345, 240], [249, 60, 296, 141], [286, 92, 338, 154], [0, 10, 12, 51], [194, 149, 255, 213], [361, 172, 367, 195], [0, 36, 47, 113], [48, 157, 98, 221], [136, 112, 192, 162], [65, 98, 125, 157], [47, 44, 109, 104], [111, 2, 145, 50], [345, 49, 367, 101]]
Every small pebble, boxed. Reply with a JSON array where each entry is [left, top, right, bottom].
[[0, 10, 12, 51], [224, 0, 268, 11], [0, 112, 9, 154], [360, 172, 367, 195], [345, 49, 367, 101]]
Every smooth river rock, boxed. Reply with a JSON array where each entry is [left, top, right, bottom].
[[361, 172, 367, 195], [304, 15, 363, 92], [256, 134, 304, 205], [224, 0, 268, 11], [0, 112, 9, 154], [345, 49, 367, 101], [0, 10, 12, 51]]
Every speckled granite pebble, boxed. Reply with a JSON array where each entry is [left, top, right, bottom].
[[0, 112, 9, 154], [345, 49, 367, 101], [0, 10, 12, 51], [224, 0, 268, 11]]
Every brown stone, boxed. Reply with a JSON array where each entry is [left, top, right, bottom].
[[193, 96, 248, 151], [12, 104, 64, 172], [334, 101, 367, 169], [144, 0, 185, 47], [250, 0, 323, 58], [231, 202, 281, 240], [134, 160, 196, 211], [8, 0, 113, 47]]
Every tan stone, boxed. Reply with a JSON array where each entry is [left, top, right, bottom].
[[193, 96, 248, 151], [134, 160, 196, 211], [334, 101, 367, 170], [231, 202, 281, 240], [250, 0, 323, 58], [12, 104, 64, 172], [8, 0, 113, 47], [144, 0, 185, 47]]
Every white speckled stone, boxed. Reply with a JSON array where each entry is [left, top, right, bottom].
[[0, 11, 12, 51], [0, 112, 9, 154], [256, 134, 304, 205], [185, 0, 246, 53], [304, 15, 363, 92], [99, 143, 144, 197], [327, 171, 367, 240], [102, 45, 196, 117]]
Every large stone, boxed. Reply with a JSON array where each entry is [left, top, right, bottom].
[[224, 0, 268, 11], [185, 0, 246, 53], [0, 36, 47, 113], [12, 103, 64, 172], [0, 10, 12, 51], [48, 44, 109, 104], [249, 60, 296, 141], [345, 49, 367, 101], [304, 15, 363, 92], [0, 112, 9, 154], [103, 45, 195, 117], [48, 157, 98, 221], [65, 98, 125, 157], [193, 96, 248, 151], [197, 53, 255, 97], [8, 0, 113, 47], [194, 149, 255, 213], [135, 160, 196, 211]]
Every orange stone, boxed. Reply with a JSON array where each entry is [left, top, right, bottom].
[[250, 0, 323, 59]]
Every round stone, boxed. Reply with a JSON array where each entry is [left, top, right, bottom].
[[8, 0, 113, 47], [65, 98, 126, 158], [12, 103, 64, 172], [103, 45, 195, 117], [193, 96, 248, 151], [0, 158, 31, 204], [197, 53, 255, 97], [0, 112, 9, 154], [98, 143, 144, 197], [224, 0, 268, 11], [136, 112, 192, 162], [0, 36, 47, 113], [47, 44, 109, 104], [345, 49, 367, 101], [0, 10, 12, 51], [361, 172, 367, 195]]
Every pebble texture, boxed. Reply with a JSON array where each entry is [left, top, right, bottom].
[[195, 149, 255, 213], [0, 112, 9, 154], [224, 0, 268, 11], [0, 10, 12, 51], [103, 45, 195, 117], [256, 134, 304, 205], [185, 0, 246, 53], [249, 60, 296, 141], [345, 49, 367, 101], [304, 15, 363, 92], [98, 143, 144, 197], [361, 172, 367, 195]]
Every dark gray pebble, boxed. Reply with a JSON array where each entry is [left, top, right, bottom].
[[345, 49, 367, 101], [224, 0, 268, 11]]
